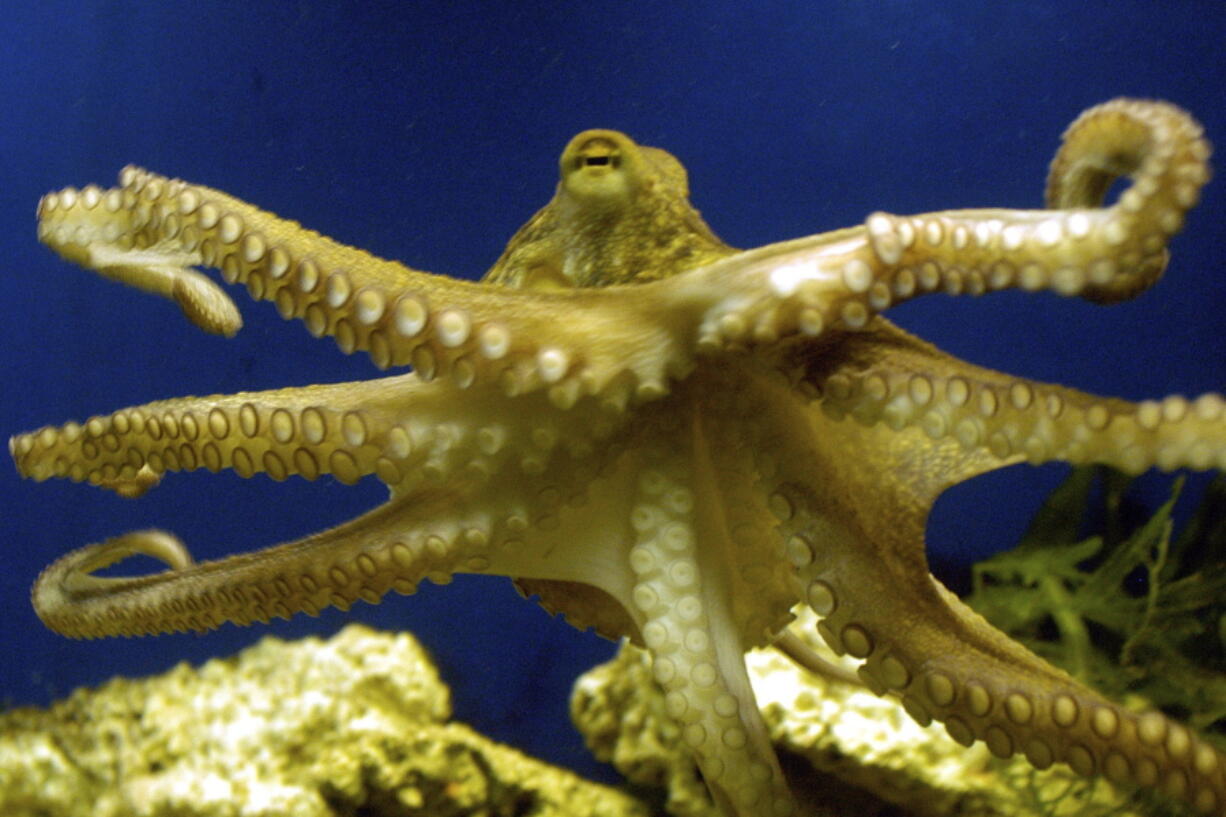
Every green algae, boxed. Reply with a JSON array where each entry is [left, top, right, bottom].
[[968, 469, 1226, 746], [967, 468, 1226, 817]]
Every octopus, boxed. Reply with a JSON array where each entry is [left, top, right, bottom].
[[10, 99, 1226, 816]]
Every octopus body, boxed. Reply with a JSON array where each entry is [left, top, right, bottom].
[[11, 100, 1226, 815]]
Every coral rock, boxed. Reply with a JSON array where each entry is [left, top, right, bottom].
[[0, 624, 651, 817]]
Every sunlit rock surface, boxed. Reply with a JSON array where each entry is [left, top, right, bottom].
[[0, 610, 1179, 816], [0, 625, 651, 817]]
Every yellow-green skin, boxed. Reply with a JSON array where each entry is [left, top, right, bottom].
[[10, 99, 1226, 816]]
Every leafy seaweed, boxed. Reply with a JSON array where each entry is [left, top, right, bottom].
[[967, 468, 1226, 744]]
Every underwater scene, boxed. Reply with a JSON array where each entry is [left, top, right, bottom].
[[1, 2, 1225, 815]]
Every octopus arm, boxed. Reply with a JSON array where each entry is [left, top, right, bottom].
[[785, 478, 1226, 814], [789, 319, 1226, 478], [10, 374, 444, 495], [36, 168, 701, 404], [29, 484, 479, 638], [479, 406, 801, 816], [26, 408, 637, 640], [10, 371, 633, 501], [658, 99, 1210, 351], [759, 326, 1226, 813]]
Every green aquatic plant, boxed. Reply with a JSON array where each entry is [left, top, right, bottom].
[[969, 468, 1226, 814]]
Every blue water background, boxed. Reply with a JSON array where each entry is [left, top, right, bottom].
[[1, 1, 1223, 782]]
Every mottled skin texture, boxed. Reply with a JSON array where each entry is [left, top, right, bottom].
[[10, 100, 1226, 816]]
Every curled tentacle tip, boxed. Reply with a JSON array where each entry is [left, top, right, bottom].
[[83, 529, 196, 574], [32, 529, 197, 638]]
